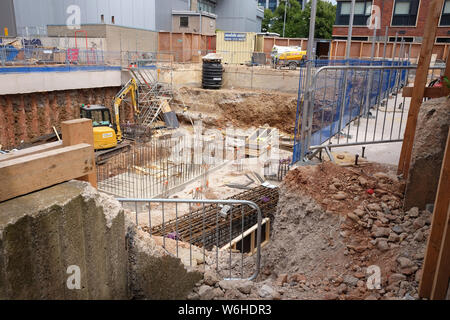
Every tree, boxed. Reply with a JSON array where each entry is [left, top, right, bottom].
[[270, 0, 303, 38], [266, 0, 336, 39], [262, 9, 274, 33], [299, 0, 336, 39]]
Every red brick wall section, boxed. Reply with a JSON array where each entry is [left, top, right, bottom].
[[0, 87, 123, 150], [333, 0, 450, 38]]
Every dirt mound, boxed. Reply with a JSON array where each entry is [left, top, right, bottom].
[[283, 162, 404, 216], [257, 162, 428, 300], [172, 87, 298, 134], [187, 162, 429, 300]]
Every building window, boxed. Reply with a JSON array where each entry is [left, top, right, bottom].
[[436, 37, 450, 43], [388, 37, 414, 42], [333, 36, 369, 41], [180, 16, 189, 28], [392, 0, 420, 26], [198, 0, 215, 14], [441, 0, 450, 26], [335, 1, 372, 26]]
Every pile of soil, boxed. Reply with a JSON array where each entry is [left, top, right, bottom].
[[257, 162, 428, 300], [172, 87, 298, 135], [190, 162, 430, 300]]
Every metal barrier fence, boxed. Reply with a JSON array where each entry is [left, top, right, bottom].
[[117, 197, 264, 281], [291, 60, 445, 163], [0, 46, 310, 68], [97, 137, 226, 199]]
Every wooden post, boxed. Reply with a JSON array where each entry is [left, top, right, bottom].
[[420, 128, 450, 299], [431, 206, 450, 299], [397, 0, 445, 178], [61, 119, 97, 188], [442, 44, 447, 60]]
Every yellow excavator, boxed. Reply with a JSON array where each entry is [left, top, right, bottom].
[[80, 78, 138, 163]]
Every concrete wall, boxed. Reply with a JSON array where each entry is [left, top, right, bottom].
[[0, 180, 203, 300], [39, 37, 106, 51], [47, 24, 158, 53], [163, 64, 299, 93], [0, 181, 128, 299], [0, 69, 122, 95], [105, 25, 158, 53], [222, 65, 299, 93]]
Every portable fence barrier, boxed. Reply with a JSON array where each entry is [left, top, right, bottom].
[[292, 59, 445, 163], [118, 185, 279, 280]]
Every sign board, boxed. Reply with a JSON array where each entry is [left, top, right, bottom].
[[224, 33, 246, 41]]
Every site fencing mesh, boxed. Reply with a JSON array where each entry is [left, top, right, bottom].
[[292, 59, 414, 163]]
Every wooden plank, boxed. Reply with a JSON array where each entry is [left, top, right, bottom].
[[61, 119, 97, 188], [443, 52, 450, 97], [0, 144, 95, 202], [250, 231, 255, 254], [265, 219, 271, 242], [220, 218, 270, 250], [0, 141, 63, 163], [431, 205, 450, 300], [398, 0, 445, 178], [402, 86, 447, 98], [419, 128, 450, 298]]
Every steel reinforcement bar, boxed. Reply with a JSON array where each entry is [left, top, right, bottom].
[[148, 185, 279, 250]]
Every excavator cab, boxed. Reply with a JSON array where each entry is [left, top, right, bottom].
[[80, 104, 118, 150]]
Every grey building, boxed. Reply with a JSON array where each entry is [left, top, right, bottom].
[[3, 0, 157, 36], [1, 0, 264, 37], [162, 0, 264, 33], [258, 0, 305, 11], [0, 0, 17, 37], [216, 0, 264, 32]]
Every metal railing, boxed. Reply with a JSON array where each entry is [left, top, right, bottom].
[[293, 62, 444, 163], [118, 198, 263, 281]]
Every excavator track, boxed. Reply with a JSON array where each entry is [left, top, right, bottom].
[[95, 141, 132, 165]]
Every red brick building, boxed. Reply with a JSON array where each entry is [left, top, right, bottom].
[[332, 0, 450, 43]]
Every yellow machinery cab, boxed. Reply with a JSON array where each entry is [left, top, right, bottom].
[[80, 104, 118, 150]]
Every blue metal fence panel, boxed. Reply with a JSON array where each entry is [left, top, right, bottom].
[[292, 59, 410, 163]]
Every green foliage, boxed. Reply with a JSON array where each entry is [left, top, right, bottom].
[[265, 0, 336, 39], [262, 9, 274, 33], [270, 0, 303, 38], [300, 0, 336, 39]]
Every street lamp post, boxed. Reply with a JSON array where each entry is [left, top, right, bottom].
[[282, 0, 288, 37]]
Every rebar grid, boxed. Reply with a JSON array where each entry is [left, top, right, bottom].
[[148, 185, 279, 250]]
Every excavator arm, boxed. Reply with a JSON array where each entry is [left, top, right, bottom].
[[113, 78, 138, 141]]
